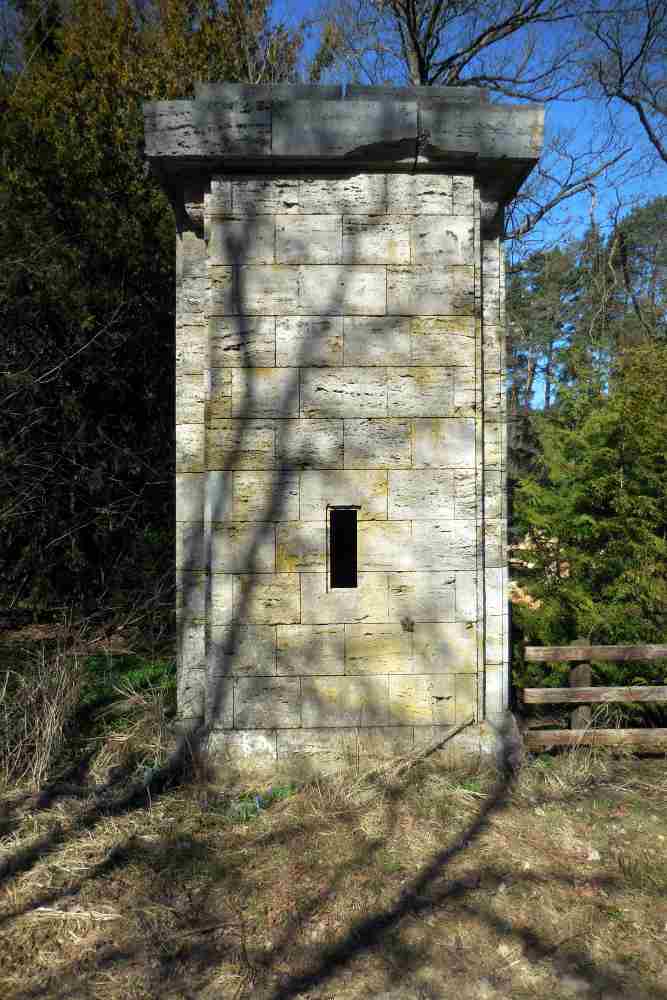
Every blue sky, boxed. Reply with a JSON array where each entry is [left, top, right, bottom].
[[270, 1, 666, 258]]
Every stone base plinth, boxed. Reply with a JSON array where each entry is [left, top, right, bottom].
[[189, 719, 507, 784]]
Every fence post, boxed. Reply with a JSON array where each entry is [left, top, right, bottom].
[[569, 637, 591, 730]]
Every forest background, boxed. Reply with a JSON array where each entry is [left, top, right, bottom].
[[1, 0, 665, 708]]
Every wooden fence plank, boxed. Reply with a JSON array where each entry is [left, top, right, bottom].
[[525, 728, 667, 750], [522, 685, 667, 704], [524, 645, 667, 662]]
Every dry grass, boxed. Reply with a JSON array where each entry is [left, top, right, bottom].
[[1, 696, 666, 1000], [0, 618, 89, 790], [1, 627, 666, 999]]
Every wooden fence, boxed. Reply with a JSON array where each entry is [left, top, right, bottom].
[[519, 641, 667, 752]]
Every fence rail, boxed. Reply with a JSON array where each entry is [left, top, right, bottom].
[[519, 641, 667, 753]]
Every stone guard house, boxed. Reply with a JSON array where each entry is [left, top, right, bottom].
[[142, 83, 544, 771]]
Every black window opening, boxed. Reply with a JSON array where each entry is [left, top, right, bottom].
[[329, 507, 357, 589]]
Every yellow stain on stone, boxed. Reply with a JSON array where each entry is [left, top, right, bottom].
[[455, 673, 477, 721], [411, 316, 475, 338], [345, 623, 412, 674], [388, 675, 456, 725]]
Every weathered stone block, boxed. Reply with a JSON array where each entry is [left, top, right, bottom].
[[208, 729, 277, 761], [299, 174, 387, 215], [410, 317, 476, 366], [276, 623, 345, 675], [413, 621, 478, 672], [207, 418, 275, 470], [483, 519, 505, 568], [484, 567, 504, 616], [484, 372, 503, 412], [482, 238, 501, 276], [302, 675, 389, 726], [412, 519, 477, 570], [206, 179, 232, 213], [176, 521, 205, 570], [177, 274, 208, 314], [206, 471, 233, 523], [272, 98, 416, 158], [342, 216, 410, 264], [276, 215, 342, 263], [484, 419, 505, 468], [485, 614, 505, 663], [386, 174, 453, 214], [207, 216, 275, 264], [482, 282, 502, 324], [388, 572, 455, 622], [387, 367, 453, 416], [177, 230, 207, 280], [276, 521, 326, 571], [176, 570, 206, 623], [454, 571, 478, 621], [235, 677, 301, 728], [301, 573, 389, 624], [357, 727, 414, 759], [176, 473, 206, 522], [343, 317, 411, 365], [278, 419, 343, 469], [231, 367, 298, 418], [483, 324, 503, 372], [231, 176, 300, 214], [209, 265, 299, 315], [209, 368, 232, 418], [301, 368, 387, 418], [176, 325, 207, 372], [275, 316, 343, 366], [455, 674, 478, 721], [453, 469, 477, 518], [452, 175, 475, 214], [388, 470, 454, 518], [345, 623, 413, 674], [358, 521, 414, 571], [176, 423, 205, 473], [412, 726, 481, 761], [208, 419, 344, 472], [388, 675, 455, 725], [178, 668, 206, 719], [411, 216, 474, 265], [210, 317, 276, 367], [484, 666, 505, 716], [211, 522, 276, 572], [387, 265, 474, 315], [176, 373, 206, 424], [208, 625, 276, 675], [484, 470, 503, 519], [210, 573, 233, 625], [453, 367, 477, 413], [232, 471, 299, 521], [177, 622, 206, 672], [343, 419, 412, 469], [413, 418, 476, 468], [300, 470, 388, 520], [276, 729, 358, 770], [233, 573, 301, 624], [298, 266, 386, 315]]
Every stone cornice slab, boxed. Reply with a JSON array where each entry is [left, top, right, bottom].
[[143, 83, 544, 234]]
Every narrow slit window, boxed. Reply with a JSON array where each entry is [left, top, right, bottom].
[[329, 508, 357, 588]]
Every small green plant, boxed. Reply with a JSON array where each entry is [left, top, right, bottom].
[[226, 783, 298, 823], [458, 777, 482, 794], [80, 653, 176, 710]]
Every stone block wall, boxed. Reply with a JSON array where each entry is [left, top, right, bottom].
[[175, 168, 508, 767]]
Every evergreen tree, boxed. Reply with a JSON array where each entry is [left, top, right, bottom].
[[0, 0, 302, 616]]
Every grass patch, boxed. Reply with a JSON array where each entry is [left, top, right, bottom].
[[1, 633, 667, 1000]]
